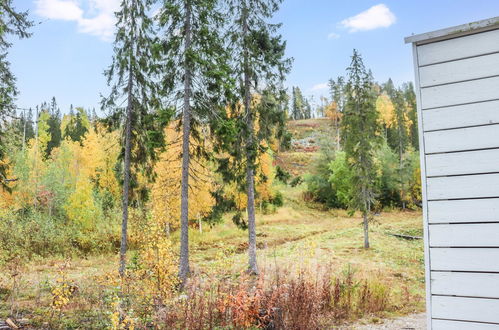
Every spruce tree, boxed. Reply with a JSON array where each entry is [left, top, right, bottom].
[[224, 0, 291, 274], [0, 1, 32, 188], [392, 88, 412, 209], [291, 86, 305, 120], [103, 0, 165, 278], [63, 107, 90, 143], [341, 50, 380, 249], [46, 97, 62, 156], [158, 0, 230, 285]]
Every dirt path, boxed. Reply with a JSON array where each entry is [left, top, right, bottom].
[[353, 313, 426, 329]]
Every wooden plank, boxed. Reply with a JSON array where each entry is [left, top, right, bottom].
[[426, 149, 499, 177], [430, 224, 499, 247], [433, 319, 499, 329], [420, 52, 499, 87], [417, 28, 499, 66], [423, 100, 499, 131], [430, 248, 499, 272], [428, 199, 499, 223], [425, 124, 499, 154], [427, 173, 499, 200], [421, 76, 499, 110], [432, 296, 499, 324], [431, 271, 499, 298]]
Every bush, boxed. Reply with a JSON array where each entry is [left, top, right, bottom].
[[0, 209, 120, 265], [275, 165, 291, 184], [153, 265, 402, 329], [289, 176, 303, 187]]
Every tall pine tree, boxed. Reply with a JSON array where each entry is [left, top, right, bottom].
[[224, 0, 291, 274], [103, 0, 166, 278], [341, 50, 380, 249], [158, 0, 230, 285], [0, 1, 32, 188]]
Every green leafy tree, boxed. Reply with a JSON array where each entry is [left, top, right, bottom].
[[0, 1, 32, 188], [158, 0, 230, 285], [402, 82, 418, 150], [341, 50, 380, 249], [221, 0, 291, 274], [328, 151, 354, 207], [102, 0, 166, 278]]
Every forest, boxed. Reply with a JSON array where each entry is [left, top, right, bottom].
[[0, 0, 424, 329]]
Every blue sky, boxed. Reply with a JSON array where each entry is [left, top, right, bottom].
[[9, 0, 499, 113]]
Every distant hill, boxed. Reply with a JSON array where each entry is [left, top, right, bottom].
[[276, 118, 336, 177]]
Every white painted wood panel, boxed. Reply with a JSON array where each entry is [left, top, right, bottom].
[[412, 43, 433, 329], [423, 100, 499, 131], [430, 223, 499, 247], [420, 52, 499, 87], [433, 319, 499, 329], [432, 271, 499, 298], [421, 76, 499, 110], [427, 173, 499, 200], [426, 149, 499, 177], [430, 248, 499, 272], [432, 296, 499, 324], [417, 28, 499, 66], [425, 124, 499, 153], [428, 199, 499, 223]]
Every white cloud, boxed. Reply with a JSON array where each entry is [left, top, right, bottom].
[[340, 4, 396, 33], [35, 0, 83, 21], [35, 0, 120, 41], [327, 32, 340, 40], [310, 83, 328, 92]]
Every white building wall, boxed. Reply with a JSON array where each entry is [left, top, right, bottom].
[[409, 21, 499, 329]]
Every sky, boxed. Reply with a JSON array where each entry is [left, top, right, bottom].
[[9, 0, 499, 113]]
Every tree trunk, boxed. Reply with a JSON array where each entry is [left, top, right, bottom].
[[242, 4, 258, 275], [398, 126, 406, 210], [179, 0, 192, 287], [165, 222, 170, 237], [363, 210, 369, 249], [119, 61, 134, 279], [362, 185, 370, 249]]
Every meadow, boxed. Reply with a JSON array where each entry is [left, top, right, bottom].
[[0, 181, 424, 328]]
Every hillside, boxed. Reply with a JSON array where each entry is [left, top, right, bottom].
[[277, 118, 336, 176]]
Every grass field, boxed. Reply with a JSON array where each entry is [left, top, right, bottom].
[[0, 182, 425, 328]]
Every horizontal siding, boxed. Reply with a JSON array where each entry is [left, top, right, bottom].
[[420, 52, 499, 87], [417, 28, 499, 66], [427, 173, 499, 200], [433, 319, 499, 329], [422, 100, 499, 131], [421, 76, 499, 109], [425, 124, 499, 154], [430, 248, 499, 272], [430, 223, 499, 247], [432, 296, 499, 324], [426, 149, 499, 177], [432, 271, 499, 298], [428, 199, 499, 223]]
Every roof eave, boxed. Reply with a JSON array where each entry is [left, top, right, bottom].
[[405, 16, 499, 45]]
